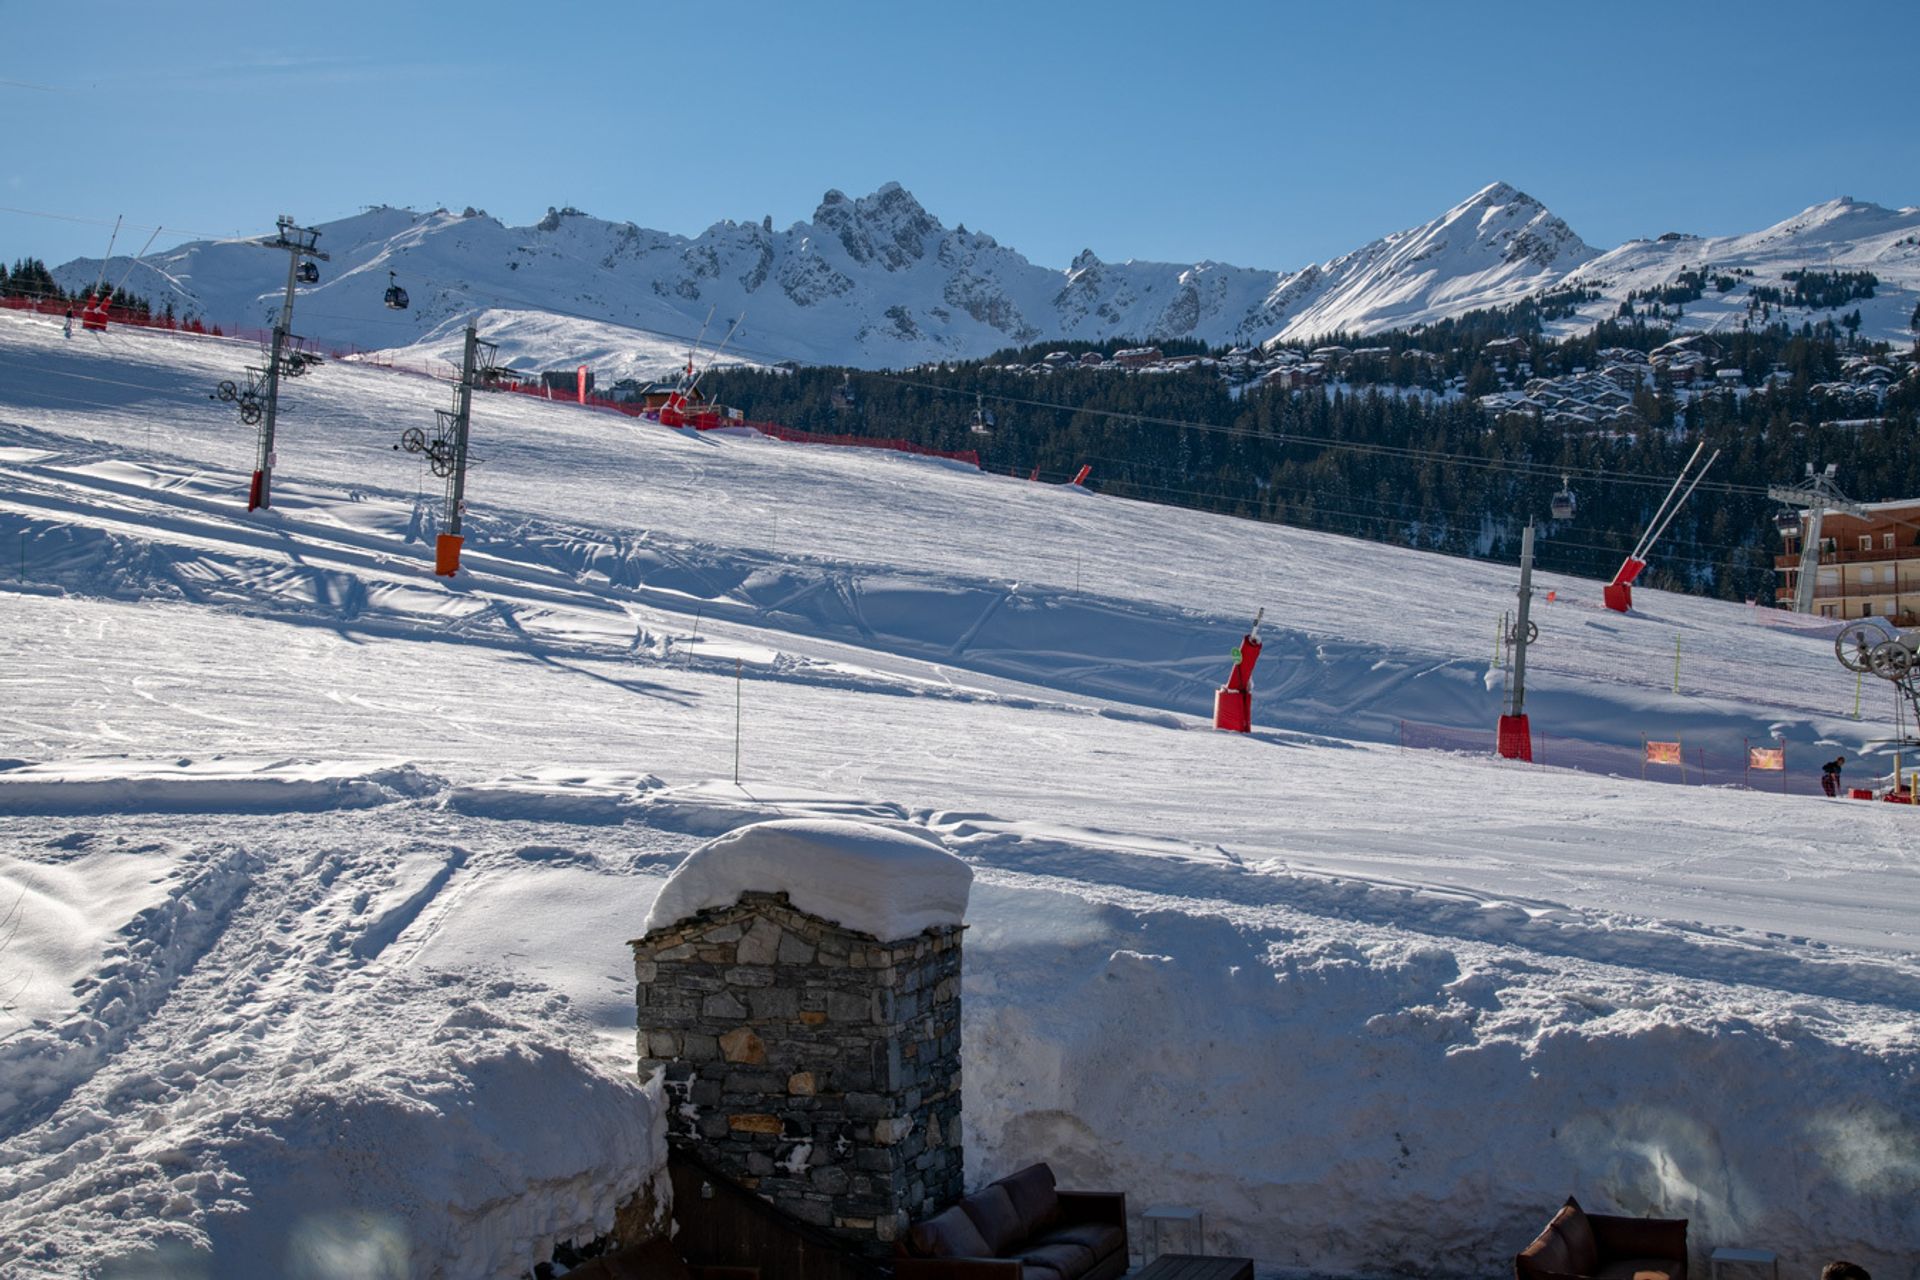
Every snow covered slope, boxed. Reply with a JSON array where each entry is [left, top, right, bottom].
[[1, 312, 1916, 1278], [1552, 196, 1920, 342]]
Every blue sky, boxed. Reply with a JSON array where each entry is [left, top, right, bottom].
[[5, 0, 1915, 273]]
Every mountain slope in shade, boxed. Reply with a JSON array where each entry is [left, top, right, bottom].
[[50, 184, 1920, 375]]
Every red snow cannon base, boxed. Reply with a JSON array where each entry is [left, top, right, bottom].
[[1214, 687, 1252, 733], [1497, 714, 1533, 761], [435, 533, 463, 578], [1603, 582, 1633, 613]]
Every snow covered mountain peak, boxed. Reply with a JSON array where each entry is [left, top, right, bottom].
[[810, 182, 941, 272], [51, 181, 1920, 372], [1245, 182, 1599, 344]]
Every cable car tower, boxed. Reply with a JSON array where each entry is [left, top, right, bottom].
[[1770, 463, 1868, 614], [235, 215, 327, 512]]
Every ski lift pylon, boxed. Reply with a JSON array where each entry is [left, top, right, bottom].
[[383, 270, 410, 311]]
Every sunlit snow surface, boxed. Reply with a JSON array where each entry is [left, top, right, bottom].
[[0, 312, 1916, 1278]]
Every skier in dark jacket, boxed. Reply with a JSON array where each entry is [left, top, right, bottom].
[[1821, 755, 1846, 798]]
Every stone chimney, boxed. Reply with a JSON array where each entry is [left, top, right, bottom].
[[631, 819, 969, 1256]]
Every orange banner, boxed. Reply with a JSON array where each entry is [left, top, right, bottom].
[[1645, 740, 1683, 765], [1748, 747, 1785, 771]]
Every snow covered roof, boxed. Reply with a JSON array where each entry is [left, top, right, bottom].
[[642, 818, 972, 941]]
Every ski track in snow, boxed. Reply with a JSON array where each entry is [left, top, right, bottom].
[[0, 311, 1917, 1278]]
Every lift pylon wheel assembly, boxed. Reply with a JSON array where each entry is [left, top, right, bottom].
[[397, 325, 494, 578]]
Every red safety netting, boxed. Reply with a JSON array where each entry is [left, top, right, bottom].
[[488, 378, 980, 468]]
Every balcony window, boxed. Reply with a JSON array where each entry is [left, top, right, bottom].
[[1861, 536, 1874, 551], [1886, 534, 1897, 550]]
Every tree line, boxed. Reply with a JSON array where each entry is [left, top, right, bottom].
[[700, 317, 1919, 607]]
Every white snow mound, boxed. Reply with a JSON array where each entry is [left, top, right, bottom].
[[643, 818, 971, 941]]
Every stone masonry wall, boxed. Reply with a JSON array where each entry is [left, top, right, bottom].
[[632, 891, 963, 1255]]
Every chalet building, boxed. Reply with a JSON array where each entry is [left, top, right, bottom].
[[1482, 337, 1529, 366], [606, 380, 708, 411], [1776, 499, 1920, 624], [1112, 345, 1164, 368], [1262, 362, 1325, 391]]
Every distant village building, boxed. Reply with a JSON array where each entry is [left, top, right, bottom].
[[1112, 346, 1164, 368], [1777, 500, 1920, 624], [1482, 337, 1529, 366], [606, 380, 707, 411]]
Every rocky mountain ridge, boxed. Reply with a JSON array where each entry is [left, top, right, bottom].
[[51, 183, 1920, 376]]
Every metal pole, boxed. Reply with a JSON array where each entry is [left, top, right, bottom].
[[734, 658, 743, 784], [1506, 520, 1535, 719], [1795, 498, 1828, 614], [1632, 441, 1706, 561], [446, 324, 478, 537], [1673, 634, 1682, 694], [254, 243, 300, 509]]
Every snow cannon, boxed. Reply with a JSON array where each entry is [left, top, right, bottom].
[[435, 533, 463, 578], [1496, 714, 1532, 761], [1213, 608, 1265, 733], [1604, 442, 1718, 614], [1603, 557, 1646, 614]]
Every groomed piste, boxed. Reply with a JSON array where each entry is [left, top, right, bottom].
[[0, 309, 1916, 1278]]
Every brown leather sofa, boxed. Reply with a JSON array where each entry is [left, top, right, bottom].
[[1515, 1196, 1688, 1280], [894, 1163, 1127, 1280]]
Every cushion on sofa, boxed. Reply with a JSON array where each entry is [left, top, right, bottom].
[[1594, 1261, 1682, 1280], [1015, 1241, 1095, 1277], [1553, 1198, 1599, 1274], [1034, 1221, 1126, 1265], [1018, 1269, 1066, 1280], [1517, 1219, 1574, 1279], [959, 1184, 1025, 1255], [999, 1163, 1062, 1237], [907, 1203, 992, 1258]]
